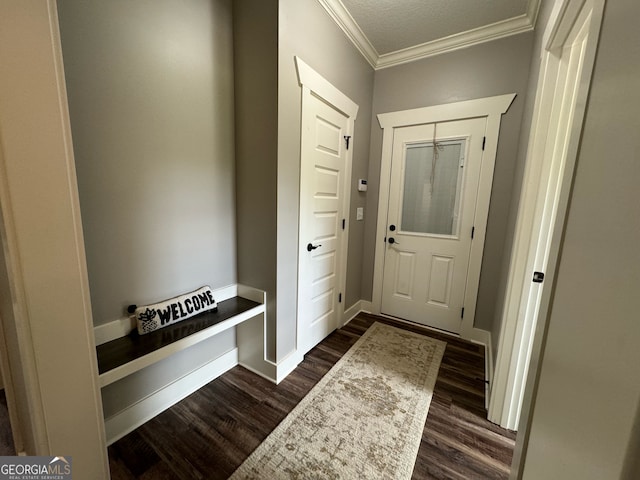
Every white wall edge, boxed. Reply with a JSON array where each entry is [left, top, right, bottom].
[[104, 347, 238, 446], [94, 283, 240, 345]]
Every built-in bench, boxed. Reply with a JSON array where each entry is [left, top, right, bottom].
[[97, 296, 262, 387], [94, 285, 268, 445]]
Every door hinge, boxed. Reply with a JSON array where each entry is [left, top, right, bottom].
[[338, 293, 342, 303], [461, 307, 465, 319], [471, 226, 475, 239], [344, 136, 351, 150], [482, 137, 486, 150], [342, 218, 346, 230]]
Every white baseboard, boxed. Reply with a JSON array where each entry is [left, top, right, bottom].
[[360, 300, 373, 313], [239, 349, 303, 385], [467, 327, 493, 409], [485, 338, 494, 410], [342, 301, 362, 326], [94, 316, 136, 346], [104, 348, 238, 446], [274, 351, 304, 384]]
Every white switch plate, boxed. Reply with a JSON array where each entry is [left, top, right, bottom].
[[356, 207, 364, 221]]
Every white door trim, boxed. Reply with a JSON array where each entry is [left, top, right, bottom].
[[489, 0, 605, 433], [372, 94, 515, 339], [0, 1, 109, 476], [294, 57, 358, 353]]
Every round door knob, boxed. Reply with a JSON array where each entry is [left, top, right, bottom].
[[389, 224, 396, 231], [388, 237, 398, 245]]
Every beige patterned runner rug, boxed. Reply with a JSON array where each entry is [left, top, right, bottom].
[[230, 322, 446, 479]]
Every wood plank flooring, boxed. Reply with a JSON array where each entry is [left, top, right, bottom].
[[108, 313, 516, 479], [0, 390, 15, 456]]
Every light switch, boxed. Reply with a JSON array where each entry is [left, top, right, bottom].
[[356, 207, 364, 221]]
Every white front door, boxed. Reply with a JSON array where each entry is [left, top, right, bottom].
[[298, 92, 350, 355], [381, 118, 486, 333]]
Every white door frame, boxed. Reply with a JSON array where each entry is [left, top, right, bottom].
[[295, 57, 358, 353], [0, 1, 109, 476], [489, 0, 606, 432], [372, 94, 515, 342]]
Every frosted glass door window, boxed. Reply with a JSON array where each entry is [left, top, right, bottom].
[[401, 141, 464, 236]]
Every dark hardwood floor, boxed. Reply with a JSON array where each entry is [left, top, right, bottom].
[[109, 313, 516, 479], [0, 389, 15, 456]]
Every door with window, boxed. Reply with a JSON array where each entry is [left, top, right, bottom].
[[381, 118, 486, 333]]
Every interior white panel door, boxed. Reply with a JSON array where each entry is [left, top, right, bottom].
[[381, 118, 486, 333], [298, 94, 349, 355]]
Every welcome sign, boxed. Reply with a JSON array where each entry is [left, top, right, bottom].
[[135, 286, 217, 335]]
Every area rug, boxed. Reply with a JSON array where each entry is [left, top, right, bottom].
[[230, 322, 446, 479]]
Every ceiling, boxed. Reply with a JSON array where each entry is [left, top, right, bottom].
[[317, 0, 541, 70]]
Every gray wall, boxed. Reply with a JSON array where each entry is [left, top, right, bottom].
[[233, 0, 279, 360], [362, 33, 534, 333], [58, 0, 237, 327], [276, 0, 374, 360], [519, 0, 640, 478]]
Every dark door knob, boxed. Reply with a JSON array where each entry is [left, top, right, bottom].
[[532, 271, 545, 283], [388, 237, 399, 245], [389, 224, 396, 231], [307, 243, 321, 252]]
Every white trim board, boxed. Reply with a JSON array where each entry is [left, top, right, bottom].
[[104, 348, 238, 445], [489, 0, 606, 436], [295, 57, 358, 118], [237, 325, 304, 385], [236, 287, 304, 385], [371, 94, 515, 341], [342, 301, 362, 327], [317, 0, 541, 70]]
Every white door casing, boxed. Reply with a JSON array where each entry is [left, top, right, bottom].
[[299, 95, 348, 353], [372, 94, 515, 341], [381, 118, 486, 333], [295, 57, 358, 356], [490, 0, 606, 433]]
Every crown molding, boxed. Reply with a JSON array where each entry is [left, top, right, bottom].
[[316, 0, 378, 69], [317, 0, 541, 70], [376, 13, 536, 69]]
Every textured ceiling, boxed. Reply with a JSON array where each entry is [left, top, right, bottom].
[[340, 0, 529, 55]]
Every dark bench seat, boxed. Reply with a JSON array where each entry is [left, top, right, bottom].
[[96, 296, 262, 387]]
